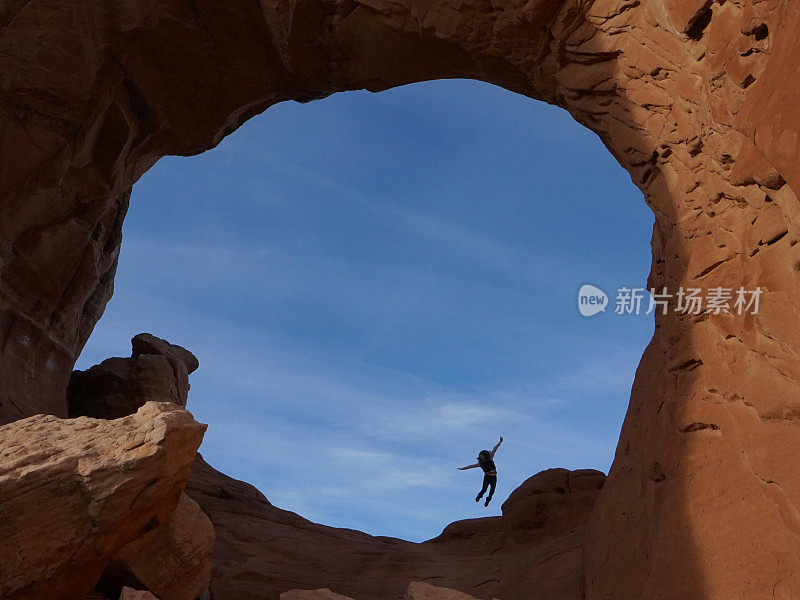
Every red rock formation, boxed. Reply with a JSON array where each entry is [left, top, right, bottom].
[[62, 335, 213, 600], [120, 588, 160, 600], [68, 333, 199, 419], [281, 591, 357, 600], [108, 492, 214, 600], [3, 0, 800, 598], [404, 582, 489, 600], [497, 468, 603, 545], [280, 582, 492, 600], [0, 402, 206, 600], [131, 333, 199, 375], [186, 459, 603, 600]]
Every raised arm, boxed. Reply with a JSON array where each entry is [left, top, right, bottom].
[[490, 436, 503, 458], [458, 463, 480, 470]]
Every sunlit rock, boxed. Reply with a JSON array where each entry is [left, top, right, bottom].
[[0, 403, 206, 600]]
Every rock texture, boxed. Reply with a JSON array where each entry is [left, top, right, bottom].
[[104, 492, 214, 600], [4, 0, 800, 598], [64, 335, 212, 600], [280, 582, 490, 600], [68, 334, 198, 419], [120, 588, 160, 600], [131, 333, 199, 374], [0, 402, 206, 600], [404, 582, 487, 600], [281, 590, 358, 600], [187, 459, 603, 600]]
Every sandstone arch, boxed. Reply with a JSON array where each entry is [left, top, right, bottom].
[[2, 0, 800, 598]]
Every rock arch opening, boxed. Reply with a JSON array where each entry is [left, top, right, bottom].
[[75, 79, 655, 543]]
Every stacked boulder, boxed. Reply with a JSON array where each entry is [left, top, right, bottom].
[[0, 333, 213, 600], [68, 333, 200, 419], [279, 581, 498, 600]]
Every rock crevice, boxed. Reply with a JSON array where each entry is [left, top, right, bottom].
[[3, 0, 800, 597]]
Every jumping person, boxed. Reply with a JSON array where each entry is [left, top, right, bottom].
[[458, 436, 502, 506]]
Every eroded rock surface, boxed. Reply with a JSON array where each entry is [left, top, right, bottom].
[[0, 402, 206, 600], [68, 334, 198, 419], [105, 492, 214, 600], [120, 588, 160, 600], [280, 582, 490, 600], [4, 0, 800, 598], [280, 590, 357, 600], [404, 582, 487, 600], [187, 459, 603, 600]]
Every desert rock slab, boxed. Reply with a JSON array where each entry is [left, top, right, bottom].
[[404, 582, 489, 600], [187, 460, 601, 600], [281, 590, 358, 600], [0, 402, 206, 600], [120, 588, 160, 600], [111, 492, 214, 600], [68, 334, 199, 419]]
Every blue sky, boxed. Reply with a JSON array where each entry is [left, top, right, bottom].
[[76, 79, 655, 542]]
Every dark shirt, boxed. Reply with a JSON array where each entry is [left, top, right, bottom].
[[479, 458, 497, 474]]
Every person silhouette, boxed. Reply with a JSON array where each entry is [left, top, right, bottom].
[[458, 436, 502, 507]]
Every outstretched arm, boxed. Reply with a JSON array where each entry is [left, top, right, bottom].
[[490, 436, 503, 459], [458, 463, 480, 470]]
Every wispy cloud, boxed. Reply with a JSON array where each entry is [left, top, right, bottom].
[[76, 79, 652, 542], [79, 273, 642, 540]]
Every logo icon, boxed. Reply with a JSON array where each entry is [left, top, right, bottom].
[[578, 284, 608, 317]]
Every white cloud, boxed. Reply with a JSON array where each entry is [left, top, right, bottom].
[[73, 79, 652, 541]]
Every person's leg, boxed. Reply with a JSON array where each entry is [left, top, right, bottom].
[[476, 475, 490, 501], [484, 476, 497, 506]]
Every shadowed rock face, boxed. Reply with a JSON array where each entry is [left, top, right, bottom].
[[281, 590, 359, 600], [4, 0, 800, 598], [186, 460, 604, 600], [104, 492, 214, 600], [68, 333, 199, 419], [120, 588, 159, 600]]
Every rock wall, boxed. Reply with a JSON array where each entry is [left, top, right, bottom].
[[186, 461, 604, 600], [106, 492, 214, 600], [0, 402, 206, 600], [279, 581, 493, 600], [3, 0, 800, 598], [68, 333, 200, 419]]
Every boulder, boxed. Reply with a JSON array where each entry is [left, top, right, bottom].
[[499, 469, 605, 544], [405, 582, 486, 600], [108, 493, 214, 600], [68, 334, 198, 419], [280, 590, 356, 600], [0, 402, 206, 600], [120, 588, 160, 600], [131, 334, 200, 374], [187, 459, 601, 600]]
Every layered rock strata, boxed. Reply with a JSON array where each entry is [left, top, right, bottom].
[[3, 0, 800, 597]]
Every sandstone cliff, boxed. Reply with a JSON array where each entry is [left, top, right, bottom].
[[3, 0, 800, 597], [280, 581, 496, 600], [186, 459, 604, 599], [0, 402, 206, 600]]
